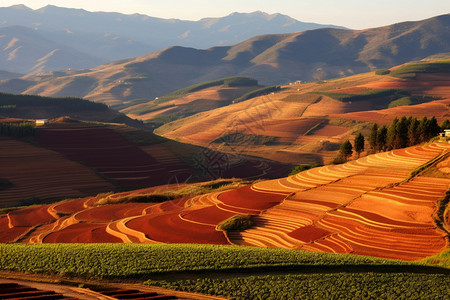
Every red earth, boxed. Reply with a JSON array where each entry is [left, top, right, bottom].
[[1, 143, 449, 261]]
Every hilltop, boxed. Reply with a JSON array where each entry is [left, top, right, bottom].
[[0, 14, 448, 108]]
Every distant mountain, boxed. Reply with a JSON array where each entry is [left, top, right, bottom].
[[1, 14, 447, 108], [0, 25, 105, 74], [0, 70, 21, 80], [0, 5, 345, 63]]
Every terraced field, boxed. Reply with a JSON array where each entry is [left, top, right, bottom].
[[36, 126, 189, 188], [1, 142, 449, 261], [0, 139, 114, 207]]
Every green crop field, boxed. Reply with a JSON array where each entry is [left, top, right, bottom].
[[0, 244, 448, 299], [148, 273, 450, 300]]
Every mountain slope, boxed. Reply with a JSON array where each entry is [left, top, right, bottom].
[[155, 59, 450, 164], [0, 26, 105, 74], [1, 14, 448, 107], [0, 5, 345, 62]]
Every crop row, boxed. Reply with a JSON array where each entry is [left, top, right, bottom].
[[147, 272, 450, 300], [0, 243, 416, 278]]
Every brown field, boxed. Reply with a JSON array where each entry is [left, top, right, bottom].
[[155, 66, 450, 165], [1, 142, 449, 261], [0, 139, 114, 207]]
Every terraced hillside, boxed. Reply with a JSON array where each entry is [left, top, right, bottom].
[[156, 59, 450, 164], [2, 142, 448, 261], [0, 120, 291, 207], [0, 139, 114, 208]]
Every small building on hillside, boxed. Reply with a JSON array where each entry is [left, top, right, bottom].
[[439, 129, 450, 138], [35, 119, 49, 126]]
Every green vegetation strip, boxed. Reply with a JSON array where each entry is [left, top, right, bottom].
[[0, 244, 434, 278], [235, 85, 281, 102], [312, 89, 410, 103], [0, 92, 108, 111], [389, 60, 450, 78], [154, 76, 258, 104], [147, 273, 450, 300], [0, 122, 35, 137], [1, 244, 448, 300]]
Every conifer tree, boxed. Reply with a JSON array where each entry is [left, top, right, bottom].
[[377, 125, 388, 151], [395, 116, 409, 149], [386, 117, 399, 150], [440, 119, 450, 130], [426, 116, 440, 140], [408, 118, 420, 146], [340, 140, 353, 160], [368, 123, 378, 152], [418, 116, 428, 143], [354, 133, 365, 158]]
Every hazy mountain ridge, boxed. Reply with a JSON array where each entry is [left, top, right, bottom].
[[0, 25, 106, 74], [0, 4, 345, 65], [0, 14, 448, 107]]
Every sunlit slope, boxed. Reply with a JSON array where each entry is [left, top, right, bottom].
[[1, 14, 448, 109], [156, 60, 450, 164], [2, 142, 449, 261]]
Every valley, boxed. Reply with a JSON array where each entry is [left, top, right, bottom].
[[0, 5, 449, 299]]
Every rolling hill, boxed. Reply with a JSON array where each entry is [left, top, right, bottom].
[[155, 59, 450, 165], [0, 14, 448, 108], [121, 76, 264, 125], [0, 113, 292, 208], [0, 91, 140, 126], [1, 141, 448, 262]]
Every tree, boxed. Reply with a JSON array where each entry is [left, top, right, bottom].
[[340, 140, 353, 160], [376, 126, 388, 151], [394, 116, 409, 149], [408, 118, 420, 146], [426, 116, 441, 140], [332, 140, 353, 164], [368, 123, 378, 152], [386, 117, 399, 150], [418, 116, 428, 143], [440, 119, 450, 130], [354, 133, 365, 158]]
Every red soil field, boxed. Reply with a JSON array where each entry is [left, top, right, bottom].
[[43, 223, 122, 243], [0, 139, 113, 207], [73, 203, 155, 223], [218, 186, 288, 210], [7, 205, 56, 228], [35, 126, 189, 188], [126, 213, 229, 244], [1, 142, 449, 261], [0, 216, 30, 243], [181, 206, 236, 226], [288, 225, 330, 243]]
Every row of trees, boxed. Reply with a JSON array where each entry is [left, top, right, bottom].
[[368, 116, 441, 152], [333, 116, 444, 164], [0, 122, 36, 137]]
